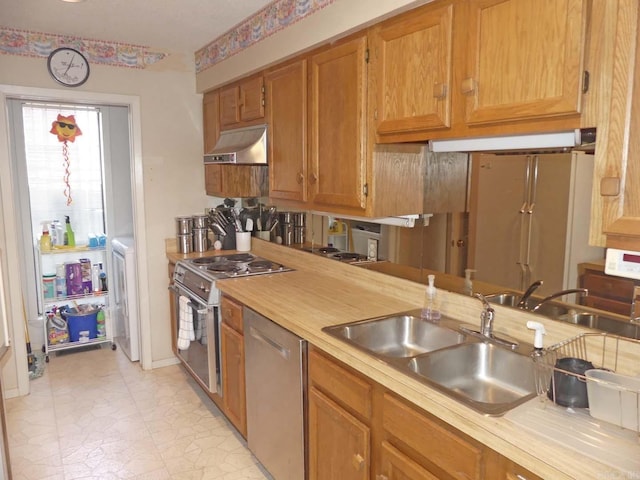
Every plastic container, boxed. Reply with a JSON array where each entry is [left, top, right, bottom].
[[40, 222, 52, 252], [586, 369, 640, 431], [46, 312, 69, 345], [42, 274, 56, 299], [63, 308, 99, 343], [96, 309, 106, 338]]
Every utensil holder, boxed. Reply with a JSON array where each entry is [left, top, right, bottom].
[[236, 232, 251, 252]]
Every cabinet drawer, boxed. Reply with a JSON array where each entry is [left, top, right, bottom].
[[308, 349, 372, 420], [221, 296, 243, 333], [582, 271, 636, 302], [383, 392, 482, 480]]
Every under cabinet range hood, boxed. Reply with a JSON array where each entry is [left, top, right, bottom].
[[204, 124, 267, 164]]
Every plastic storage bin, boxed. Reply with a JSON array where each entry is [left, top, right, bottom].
[[64, 308, 99, 342], [586, 369, 640, 432]]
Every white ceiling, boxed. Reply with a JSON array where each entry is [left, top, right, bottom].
[[0, 0, 273, 53]]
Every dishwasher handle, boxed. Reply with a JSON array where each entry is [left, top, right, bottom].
[[249, 326, 290, 361]]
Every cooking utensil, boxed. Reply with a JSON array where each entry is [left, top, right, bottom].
[[246, 218, 254, 232]]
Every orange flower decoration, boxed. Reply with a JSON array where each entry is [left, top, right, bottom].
[[50, 114, 82, 143]]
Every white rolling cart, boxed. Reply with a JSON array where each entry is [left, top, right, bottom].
[[36, 245, 115, 362]]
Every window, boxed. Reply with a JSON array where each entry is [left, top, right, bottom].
[[22, 103, 106, 244]]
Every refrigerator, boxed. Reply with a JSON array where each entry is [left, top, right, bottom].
[[468, 151, 603, 298]]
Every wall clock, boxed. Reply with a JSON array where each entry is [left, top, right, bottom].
[[47, 47, 90, 87]]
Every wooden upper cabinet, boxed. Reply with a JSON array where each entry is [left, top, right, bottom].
[[266, 60, 308, 202], [369, 1, 455, 135], [309, 35, 368, 213], [594, 0, 640, 248], [219, 76, 265, 128], [464, 0, 587, 125], [219, 85, 241, 127], [240, 76, 265, 122]]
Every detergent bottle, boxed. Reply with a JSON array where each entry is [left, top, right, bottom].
[[64, 215, 75, 247]]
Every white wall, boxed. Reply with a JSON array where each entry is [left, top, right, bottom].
[[0, 52, 214, 396]]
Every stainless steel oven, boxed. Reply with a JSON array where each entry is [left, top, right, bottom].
[[170, 281, 222, 395], [171, 253, 292, 397]]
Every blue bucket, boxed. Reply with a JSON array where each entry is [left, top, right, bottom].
[[63, 308, 99, 343]]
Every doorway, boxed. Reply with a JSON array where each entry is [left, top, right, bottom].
[[6, 97, 136, 369]]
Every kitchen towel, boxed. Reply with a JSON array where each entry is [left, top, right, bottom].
[[177, 295, 194, 350]]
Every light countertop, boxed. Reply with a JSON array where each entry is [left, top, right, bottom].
[[168, 239, 640, 480]]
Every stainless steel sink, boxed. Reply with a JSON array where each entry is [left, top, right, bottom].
[[323, 313, 465, 358], [407, 342, 537, 415], [485, 291, 640, 340], [485, 292, 521, 307], [323, 312, 538, 415]]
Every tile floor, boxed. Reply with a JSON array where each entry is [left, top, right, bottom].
[[5, 345, 272, 480]]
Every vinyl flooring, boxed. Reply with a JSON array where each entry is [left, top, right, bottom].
[[5, 345, 271, 479]]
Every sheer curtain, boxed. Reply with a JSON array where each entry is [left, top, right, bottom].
[[22, 103, 105, 244]]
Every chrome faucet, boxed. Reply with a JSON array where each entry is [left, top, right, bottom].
[[530, 288, 588, 312], [516, 280, 544, 309], [475, 293, 495, 337]]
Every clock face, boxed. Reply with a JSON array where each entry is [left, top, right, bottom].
[[47, 48, 90, 87]]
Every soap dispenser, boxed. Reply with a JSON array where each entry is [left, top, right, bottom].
[[64, 215, 75, 247], [463, 269, 476, 296], [422, 274, 441, 320]]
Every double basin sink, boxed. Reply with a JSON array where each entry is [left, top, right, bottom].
[[323, 311, 537, 416], [486, 292, 640, 340]]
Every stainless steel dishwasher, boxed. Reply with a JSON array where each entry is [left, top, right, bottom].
[[244, 307, 306, 480]]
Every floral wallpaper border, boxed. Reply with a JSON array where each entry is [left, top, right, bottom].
[[0, 27, 166, 69], [195, 0, 336, 74]]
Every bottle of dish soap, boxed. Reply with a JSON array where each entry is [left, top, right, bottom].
[[64, 215, 75, 247], [422, 274, 441, 320]]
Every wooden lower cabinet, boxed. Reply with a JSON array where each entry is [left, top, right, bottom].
[[308, 387, 370, 480], [220, 296, 247, 437], [308, 346, 543, 480], [379, 441, 439, 480]]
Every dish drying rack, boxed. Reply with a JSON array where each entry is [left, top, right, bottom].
[[533, 332, 640, 432]]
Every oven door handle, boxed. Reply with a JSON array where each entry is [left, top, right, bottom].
[[169, 283, 209, 310]]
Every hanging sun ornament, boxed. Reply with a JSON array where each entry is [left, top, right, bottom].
[[50, 114, 82, 206]]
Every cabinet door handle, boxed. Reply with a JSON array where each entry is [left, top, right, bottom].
[[461, 77, 477, 95], [375, 475, 389, 480], [297, 172, 304, 184], [352, 453, 365, 471], [309, 172, 318, 184], [433, 82, 448, 99]]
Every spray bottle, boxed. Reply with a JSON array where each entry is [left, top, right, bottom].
[[40, 222, 52, 251], [422, 274, 441, 320], [64, 215, 75, 247]]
